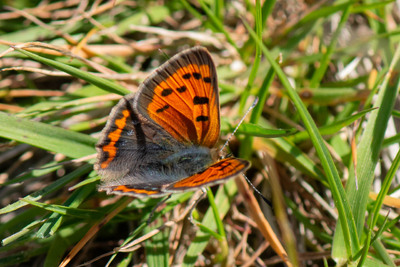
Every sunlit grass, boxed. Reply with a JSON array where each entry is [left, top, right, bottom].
[[1, 1, 400, 266]]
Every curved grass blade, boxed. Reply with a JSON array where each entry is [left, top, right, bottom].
[[290, 108, 377, 142], [235, 123, 297, 138], [12, 47, 130, 95], [182, 180, 236, 266], [0, 165, 92, 214], [0, 112, 96, 159], [244, 18, 359, 258]]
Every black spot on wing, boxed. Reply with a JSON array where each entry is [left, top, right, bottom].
[[203, 77, 211, 83], [177, 86, 187, 93], [156, 105, 169, 113], [182, 73, 191, 79], [193, 72, 202, 79], [193, 96, 209, 105], [196, 115, 209, 122], [161, 88, 173, 96]]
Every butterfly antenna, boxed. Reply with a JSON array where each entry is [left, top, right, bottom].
[[242, 173, 272, 207], [220, 97, 259, 153], [220, 97, 272, 207]]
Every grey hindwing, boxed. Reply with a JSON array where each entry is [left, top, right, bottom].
[[96, 94, 185, 185]]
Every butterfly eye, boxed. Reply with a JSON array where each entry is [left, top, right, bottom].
[[178, 156, 192, 164]]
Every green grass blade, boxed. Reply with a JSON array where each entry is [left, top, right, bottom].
[[235, 123, 297, 138], [19, 198, 102, 219], [13, 47, 130, 95], [144, 219, 169, 267], [239, 60, 275, 159], [369, 150, 400, 232], [183, 181, 237, 266], [44, 234, 69, 267], [0, 112, 96, 158], [290, 108, 377, 142], [333, 44, 400, 264], [196, 0, 238, 50], [0, 165, 92, 214], [309, 3, 352, 88], [36, 183, 97, 238], [244, 19, 359, 258], [238, 0, 262, 113]]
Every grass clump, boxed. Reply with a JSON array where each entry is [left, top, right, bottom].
[[1, 1, 400, 266]]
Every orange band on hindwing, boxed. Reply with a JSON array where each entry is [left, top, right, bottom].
[[168, 157, 250, 190], [111, 185, 161, 196], [100, 109, 130, 169]]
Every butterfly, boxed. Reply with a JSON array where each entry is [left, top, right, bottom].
[[95, 47, 250, 197]]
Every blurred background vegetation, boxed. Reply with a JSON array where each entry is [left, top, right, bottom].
[[0, 0, 400, 266]]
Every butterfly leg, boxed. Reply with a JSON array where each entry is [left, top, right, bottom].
[[147, 194, 172, 224]]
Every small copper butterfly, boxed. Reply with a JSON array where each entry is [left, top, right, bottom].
[[95, 47, 250, 197]]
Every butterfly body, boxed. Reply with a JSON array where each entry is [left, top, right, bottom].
[[95, 47, 250, 197]]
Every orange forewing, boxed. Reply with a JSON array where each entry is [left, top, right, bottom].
[[139, 48, 220, 148], [167, 157, 250, 191]]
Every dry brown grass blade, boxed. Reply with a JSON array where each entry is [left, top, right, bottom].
[[369, 192, 400, 209], [242, 241, 270, 267], [0, 66, 71, 77], [235, 175, 292, 267], [129, 25, 224, 49], [261, 152, 299, 266], [75, 190, 203, 266], [0, 103, 25, 112], [0, 40, 67, 56], [1, 41, 118, 75], [0, 0, 81, 20], [58, 197, 131, 267], [80, 11, 159, 53], [4, 6, 79, 46], [0, 39, 150, 58], [0, 89, 65, 98]]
